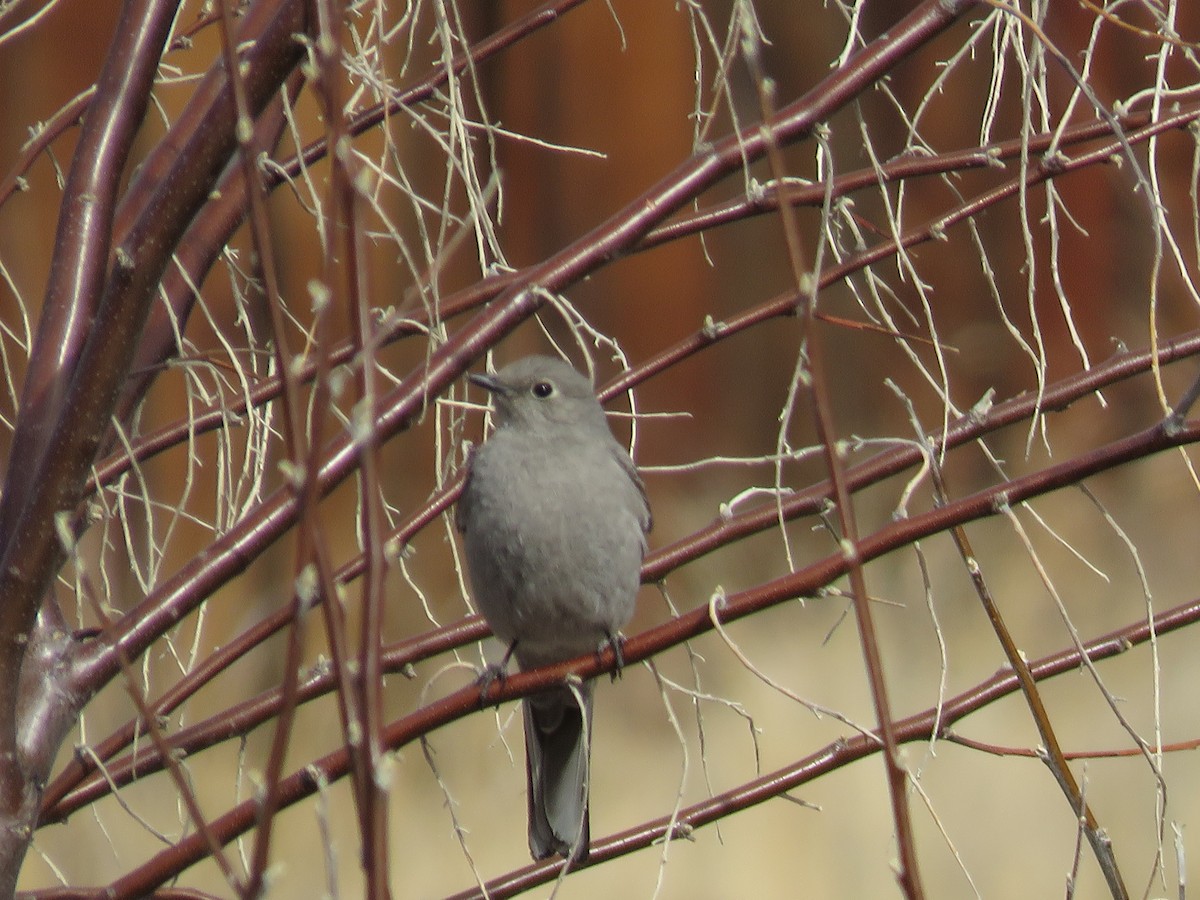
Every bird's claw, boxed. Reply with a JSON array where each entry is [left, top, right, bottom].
[[601, 631, 626, 682], [476, 664, 509, 708], [476, 640, 518, 707]]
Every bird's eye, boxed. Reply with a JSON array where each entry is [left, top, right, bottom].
[[531, 381, 555, 399]]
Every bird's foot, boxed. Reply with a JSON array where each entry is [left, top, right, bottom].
[[476, 663, 508, 708], [476, 640, 518, 707], [600, 631, 626, 682]]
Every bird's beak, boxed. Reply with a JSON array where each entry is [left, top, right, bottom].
[[469, 372, 506, 394]]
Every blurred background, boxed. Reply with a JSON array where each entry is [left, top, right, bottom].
[[4, 0, 1200, 896]]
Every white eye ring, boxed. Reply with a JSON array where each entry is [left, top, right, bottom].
[[531, 381, 555, 399]]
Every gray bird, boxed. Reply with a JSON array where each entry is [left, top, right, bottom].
[[456, 355, 651, 862]]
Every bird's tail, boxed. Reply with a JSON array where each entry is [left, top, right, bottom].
[[524, 681, 593, 862]]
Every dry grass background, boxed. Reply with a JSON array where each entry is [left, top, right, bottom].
[[2, 0, 1200, 897]]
